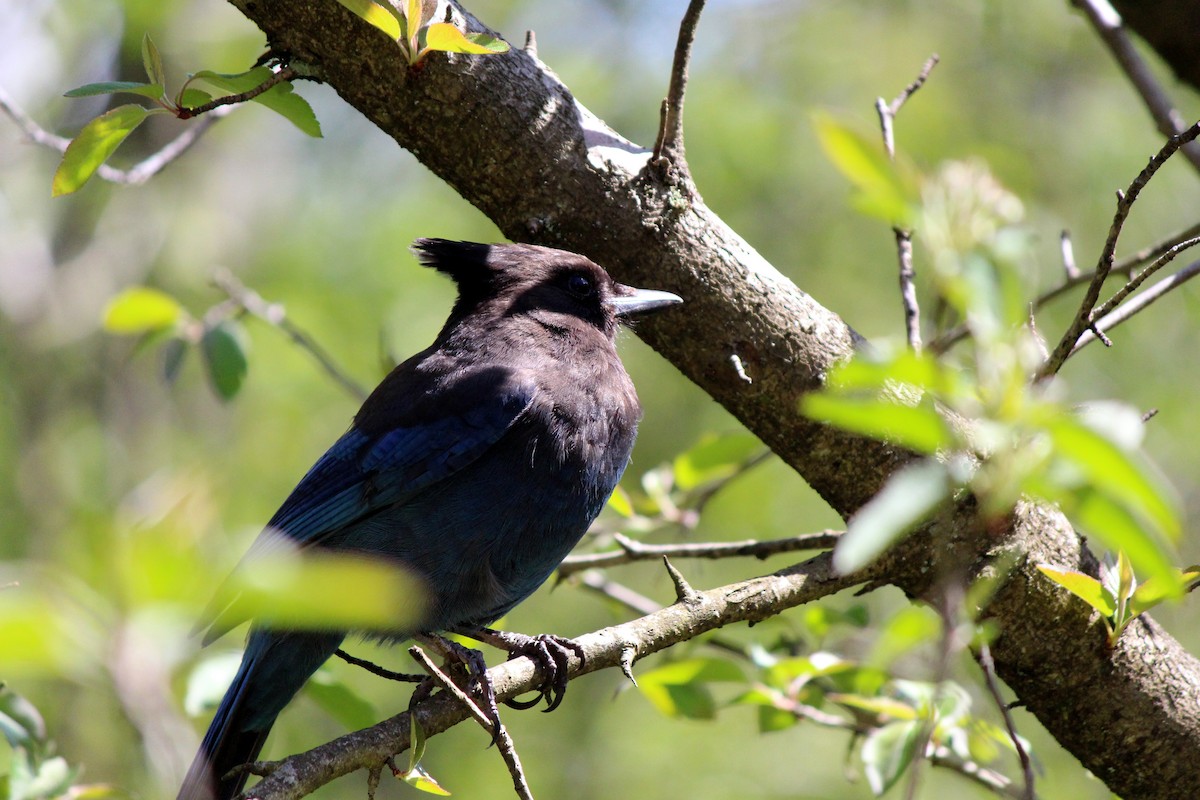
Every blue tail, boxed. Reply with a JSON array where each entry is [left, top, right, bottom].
[[177, 630, 345, 800]]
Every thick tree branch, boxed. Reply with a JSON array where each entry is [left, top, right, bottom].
[[220, 3, 1200, 799]]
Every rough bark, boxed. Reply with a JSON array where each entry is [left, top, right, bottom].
[[222, 2, 1200, 798]]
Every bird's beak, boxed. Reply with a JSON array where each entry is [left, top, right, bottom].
[[608, 287, 683, 317]]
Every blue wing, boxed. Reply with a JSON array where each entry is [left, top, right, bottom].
[[198, 380, 534, 642]]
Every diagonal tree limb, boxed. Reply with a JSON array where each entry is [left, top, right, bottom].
[[218, 3, 1200, 799]]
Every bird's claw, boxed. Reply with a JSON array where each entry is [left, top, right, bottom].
[[456, 627, 584, 713]]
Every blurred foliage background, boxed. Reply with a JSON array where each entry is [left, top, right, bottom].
[[2, 0, 1200, 797]]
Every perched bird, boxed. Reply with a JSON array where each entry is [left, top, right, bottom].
[[177, 239, 681, 800]]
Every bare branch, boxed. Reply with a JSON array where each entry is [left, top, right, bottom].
[[651, 0, 706, 168], [1037, 119, 1200, 379], [875, 55, 937, 353], [978, 643, 1035, 800], [559, 530, 841, 577], [178, 66, 298, 118], [213, 269, 369, 401], [1060, 230, 1080, 279], [1071, 0, 1200, 175], [334, 649, 423, 682], [1092, 235, 1200, 322], [408, 646, 534, 800], [0, 83, 231, 185], [1071, 258, 1200, 354]]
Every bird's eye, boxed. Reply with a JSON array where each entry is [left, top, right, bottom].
[[566, 273, 595, 298]]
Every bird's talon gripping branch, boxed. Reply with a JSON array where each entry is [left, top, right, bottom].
[[456, 627, 585, 712]]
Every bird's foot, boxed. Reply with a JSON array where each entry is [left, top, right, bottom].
[[454, 626, 584, 712], [412, 632, 503, 732]]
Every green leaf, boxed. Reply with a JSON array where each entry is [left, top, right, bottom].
[[862, 719, 922, 796], [204, 544, 427, 637], [52, 104, 156, 196], [409, 714, 427, 773], [828, 349, 951, 394], [1043, 413, 1179, 543], [183, 652, 243, 716], [672, 432, 761, 490], [0, 687, 46, 750], [162, 337, 189, 384], [802, 393, 951, 455], [1066, 487, 1179, 594], [869, 606, 941, 668], [813, 112, 918, 227], [191, 68, 321, 137], [758, 703, 798, 733], [178, 88, 213, 109], [834, 460, 951, 573], [1036, 566, 1115, 617], [335, 0, 402, 39], [142, 33, 166, 88], [63, 81, 165, 100], [102, 287, 183, 334], [423, 23, 509, 55], [201, 320, 249, 400], [306, 668, 378, 731], [251, 81, 322, 138], [606, 486, 633, 517], [636, 657, 744, 720], [400, 762, 451, 796], [1129, 567, 1200, 617]]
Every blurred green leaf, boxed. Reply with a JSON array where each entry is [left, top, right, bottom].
[[204, 547, 426, 637], [637, 657, 744, 719], [162, 337, 189, 384], [1130, 567, 1200, 617], [141, 33, 166, 88], [0, 688, 45, 752], [400, 762, 451, 796], [834, 460, 951, 573], [1036, 566, 1115, 617], [672, 432, 760, 490], [102, 287, 183, 335], [802, 393, 951, 455], [201, 320, 249, 400], [758, 704, 797, 733], [63, 82, 164, 100], [1043, 413, 1179, 543], [605, 486, 633, 518], [869, 606, 941, 668], [183, 651, 242, 716], [813, 112, 918, 227], [1062, 487, 1179, 594], [861, 719, 921, 796], [306, 668, 378, 731], [52, 104, 158, 196]]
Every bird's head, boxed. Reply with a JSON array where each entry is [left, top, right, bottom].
[[411, 238, 681, 338]]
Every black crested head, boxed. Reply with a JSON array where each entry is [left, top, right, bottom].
[[410, 239, 681, 339]]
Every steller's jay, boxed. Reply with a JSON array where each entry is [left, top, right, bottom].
[[177, 239, 681, 800]]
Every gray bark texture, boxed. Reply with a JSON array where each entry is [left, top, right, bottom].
[[223, 2, 1200, 798]]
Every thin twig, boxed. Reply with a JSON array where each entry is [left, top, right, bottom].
[[651, 0, 706, 166], [0, 83, 232, 186], [1060, 230, 1079, 279], [1037, 119, 1200, 380], [978, 643, 1035, 800], [1071, 258, 1200, 354], [335, 648, 424, 682], [558, 529, 842, 577], [1091, 236, 1200, 323], [409, 646, 534, 800], [931, 220, 1200, 353], [1071, 0, 1200, 175], [875, 55, 938, 353], [178, 66, 298, 118], [212, 269, 369, 401]]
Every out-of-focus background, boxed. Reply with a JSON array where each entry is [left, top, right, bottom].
[[2, 1, 1199, 797]]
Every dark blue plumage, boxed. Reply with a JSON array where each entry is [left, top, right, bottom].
[[178, 239, 681, 800]]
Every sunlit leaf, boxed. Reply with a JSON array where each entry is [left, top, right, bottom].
[[52, 104, 157, 196], [1061, 487, 1179, 594], [834, 460, 951, 573], [827, 349, 950, 394], [203, 546, 426, 638], [828, 692, 917, 721], [142, 33, 166, 88], [63, 81, 164, 100], [1044, 413, 1179, 543], [861, 719, 922, 796], [178, 88, 213, 109], [423, 23, 509, 55], [335, 0, 402, 39], [606, 486, 633, 517], [191, 68, 321, 137], [400, 762, 451, 796], [102, 287, 183, 334], [636, 657, 744, 719], [813, 112, 918, 227], [802, 393, 951, 455], [184, 651, 242, 716], [1129, 567, 1200, 617], [672, 432, 761, 490], [201, 320, 249, 400], [1036, 565, 1115, 617]]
